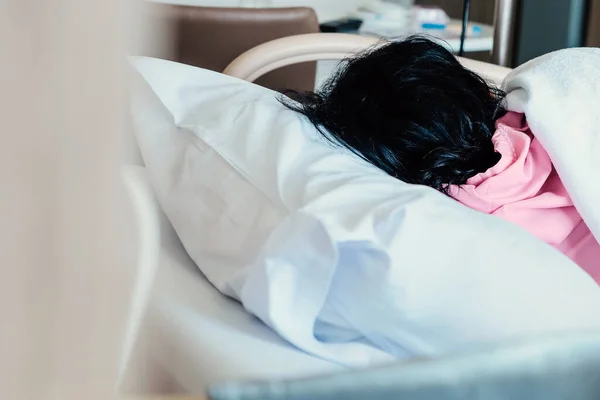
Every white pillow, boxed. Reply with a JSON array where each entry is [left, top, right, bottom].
[[129, 57, 600, 367]]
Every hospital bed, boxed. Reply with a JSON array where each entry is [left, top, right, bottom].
[[121, 33, 513, 395]]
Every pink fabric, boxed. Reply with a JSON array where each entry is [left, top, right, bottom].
[[451, 112, 600, 284]]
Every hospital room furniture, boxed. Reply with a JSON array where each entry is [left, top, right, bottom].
[[208, 333, 600, 400], [151, 0, 364, 23], [150, 0, 494, 52], [588, 0, 600, 47], [224, 32, 506, 87], [507, 0, 592, 67], [492, 0, 518, 66], [128, 329, 600, 400], [492, 0, 600, 67], [141, 3, 320, 92], [414, 0, 600, 67], [146, 0, 494, 88], [122, 32, 514, 395]]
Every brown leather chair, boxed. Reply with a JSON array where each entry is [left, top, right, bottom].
[[141, 4, 320, 92]]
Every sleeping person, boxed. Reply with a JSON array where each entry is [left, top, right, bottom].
[[283, 36, 600, 283]]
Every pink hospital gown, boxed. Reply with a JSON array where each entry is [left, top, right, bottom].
[[451, 112, 600, 284]]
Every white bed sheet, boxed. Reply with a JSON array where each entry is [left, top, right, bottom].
[[124, 167, 344, 394]]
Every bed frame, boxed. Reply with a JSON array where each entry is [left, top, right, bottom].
[[123, 33, 514, 396], [223, 33, 512, 87]]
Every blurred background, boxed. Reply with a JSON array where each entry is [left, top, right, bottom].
[[134, 0, 600, 93]]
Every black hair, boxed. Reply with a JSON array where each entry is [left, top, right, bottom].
[[282, 36, 506, 194]]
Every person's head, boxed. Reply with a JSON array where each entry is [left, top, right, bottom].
[[283, 36, 506, 194]]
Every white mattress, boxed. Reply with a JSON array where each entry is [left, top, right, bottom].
[[123, 167, 343, 394]]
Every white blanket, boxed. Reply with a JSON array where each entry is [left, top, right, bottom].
[[130, 54, 600, 370], [503, 47, 600, 243]]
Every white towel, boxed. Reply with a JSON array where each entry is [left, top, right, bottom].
[[503, 47, 600, 242]]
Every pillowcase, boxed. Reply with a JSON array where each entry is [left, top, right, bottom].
[[129, 57, 600, 367]]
